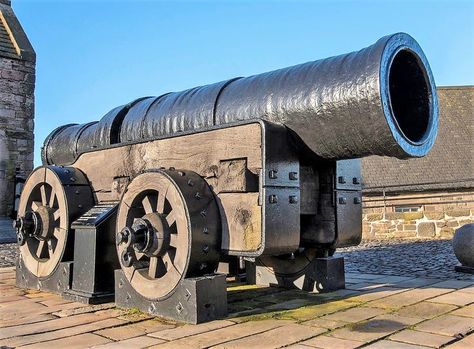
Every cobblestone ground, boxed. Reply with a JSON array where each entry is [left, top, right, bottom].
[[2, 238, 472, 280], [337, 239, 474, 281], [0, 243, 16, 268]]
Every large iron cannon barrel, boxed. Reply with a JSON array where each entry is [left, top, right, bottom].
[[42, 32, 438, 165]]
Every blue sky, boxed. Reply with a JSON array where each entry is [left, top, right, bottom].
[[11, 0, 474, 166]]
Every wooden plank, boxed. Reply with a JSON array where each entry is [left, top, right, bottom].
[[73, 123, 264, 255], [74, 123, 262, 201], [218, 193, 262, 253]]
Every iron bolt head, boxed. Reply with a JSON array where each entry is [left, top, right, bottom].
[[17, 231, 26, 246], [121, 250, 134, 267], [117, 227, 131, 245], [269, 170, 278, 179], [289, 195, 298, 204], [353, 177, 360, 185], [338, 176, 346, 184], [338, 197, 347, 205], [289, 172, 298, 180], [269, 194, 278, 204], [354, 197, 362, 204]]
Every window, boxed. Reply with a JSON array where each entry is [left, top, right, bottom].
[[394, 206, 421, 213]]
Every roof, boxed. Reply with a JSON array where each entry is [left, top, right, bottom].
[[0, 1, 35, 62], [362, 86, 474, 194]]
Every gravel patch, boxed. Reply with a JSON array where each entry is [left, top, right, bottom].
[[0, 243, 17, 268], [337, 239, 474, 281]]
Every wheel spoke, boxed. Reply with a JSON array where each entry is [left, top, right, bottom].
[[169, 233, 179, 248], [166, 210, 176, 226], [157, 191, 165, 214], [142, 195, 154, 214], [135, 250, 145, 261], [31, 201, 41, 211], [49, 191, 56, 208], [36, 240, 46, 258], [53, 210, 61, 222], [40, 185, 48, 206], [47, 240, 54, 258], [148, 256, 160, 278], [53, 228, 63, 239], [163, 252, 181, 276]]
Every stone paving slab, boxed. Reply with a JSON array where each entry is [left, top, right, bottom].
[[414, 314, 474, 337], [426, 290, 474, 306], [389, 329, 456, 348], [302, 334, 364, 348], [393, 301, 459, 320], [1, 238, 474, 349], [209, 323, 326, 349], [445, 334, 474, 348], [363, 339, 431, 348]]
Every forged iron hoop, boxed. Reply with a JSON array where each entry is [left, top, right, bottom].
[[17, 166, 93, 278], [116, 169, 220, 301], [18, 169, 68, 278]]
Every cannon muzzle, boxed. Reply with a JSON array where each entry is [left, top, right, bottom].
[[43, 32, 438, 165]]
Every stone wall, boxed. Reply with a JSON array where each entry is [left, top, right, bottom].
[[362, 191, 474, 240], [0, 55, 35, 216]]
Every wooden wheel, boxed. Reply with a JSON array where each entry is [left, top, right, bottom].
[[116, 169, 220, 300], [16, 166, 93, 278]]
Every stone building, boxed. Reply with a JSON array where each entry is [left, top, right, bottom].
[[0, 0, 35, 217], [361, 86, 474, 240]]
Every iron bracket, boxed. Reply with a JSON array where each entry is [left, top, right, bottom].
[[115, 270, 227, 324]]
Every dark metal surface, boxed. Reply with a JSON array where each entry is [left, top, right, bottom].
[[43, 33, 438, 166], [247, 256, 345, 292], [455, 265, 474, 274], [334, 159, 363, 248], [115, 270, 227, 324], [16, 257, 72, 295], [335, 191, 362, 248], [63, 203, 119, 304], [261, 122, 300, 255]]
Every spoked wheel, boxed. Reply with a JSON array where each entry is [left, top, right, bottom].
[[15, 166, 93, 278], [116, 169, 220, 300]]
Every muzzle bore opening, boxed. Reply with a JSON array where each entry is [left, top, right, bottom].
[[388, 49, 432, 144]]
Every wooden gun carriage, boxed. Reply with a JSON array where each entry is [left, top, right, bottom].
[[14, 33, 438, 323]]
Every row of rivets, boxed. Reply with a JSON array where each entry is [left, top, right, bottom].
[[268, 195, 299, 204], [269, 170, 299, 180], [338, 197, 362, 205], [338, 176, 360, 185]]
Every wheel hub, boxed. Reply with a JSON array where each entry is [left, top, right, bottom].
[[15, 205, 55, 245], [117, 213, 171, 267]]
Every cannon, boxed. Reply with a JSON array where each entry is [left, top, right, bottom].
[[15, 33, 438, 323]]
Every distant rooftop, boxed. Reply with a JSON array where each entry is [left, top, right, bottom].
[[0, 0, 35, 62], [362, 86, 474, 194]]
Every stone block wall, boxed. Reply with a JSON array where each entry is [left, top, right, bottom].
[[0, 0, 35, 217], [362, 191, 474, 240], [0, 56, 35, 216]]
